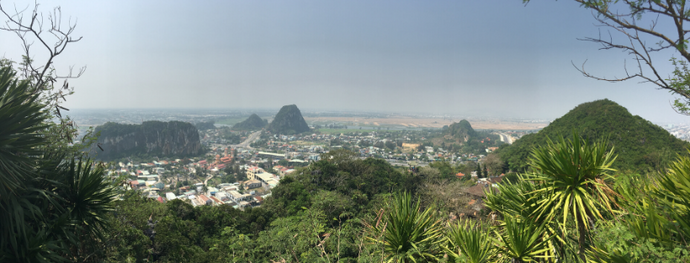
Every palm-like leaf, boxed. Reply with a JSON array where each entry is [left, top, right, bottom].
[[484, 173, 544, 220], [0, 67, 48, 198], [527, 133, 618, 258], [0, 64, 117, 262], [529, 134, 617, 231], [586, 246, 636, 263], [62, 158, 118, 240], [656, 151, 690, 241], [0, 66, 54, 261], [367, 192, 444, 262], [443, 220, 496, 263], [494, 215, 552, 263]]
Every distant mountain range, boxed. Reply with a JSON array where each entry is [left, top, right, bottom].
[[498, 99, 688, 172]]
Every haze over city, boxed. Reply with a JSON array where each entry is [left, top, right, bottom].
[[0, 0, 685, 122]]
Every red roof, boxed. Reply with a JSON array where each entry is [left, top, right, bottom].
[[198, 195, 211, 203], [210, 196, 223, 204], [456, 172, 465, 177], [157, 196, 165, 203]]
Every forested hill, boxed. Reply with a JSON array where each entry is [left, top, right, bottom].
[[232, 113, 267, 130], [267, 104, 310, 134], [92, 121, 201, 160], [499, 99, 688, 172], [446, 120, 478, 141], [431, 120, 501, 153]]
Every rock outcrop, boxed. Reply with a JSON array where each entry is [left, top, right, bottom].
[[92, 121, 201, 160], [267, 105, 310, 135]]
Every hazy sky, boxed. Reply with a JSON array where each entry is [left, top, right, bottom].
[[0, 0, 686, 123]]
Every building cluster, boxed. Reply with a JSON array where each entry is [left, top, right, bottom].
[[111, 156, 291, 210]]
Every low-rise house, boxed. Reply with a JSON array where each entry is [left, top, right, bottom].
[[197, 194, 213, 206], [245, 179, 262, 189], [228, 190, 252, 202]]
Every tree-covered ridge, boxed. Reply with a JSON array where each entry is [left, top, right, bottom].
[[93, 121, 201, 160], [499, 99, 688, 172], [430, 119, 501, 154], [231, 113, 267, 131], [446, 119, 477, 139], [267, 104, 310, 135]]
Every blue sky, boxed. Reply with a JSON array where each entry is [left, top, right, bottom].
[[0, 0, 685, 123]]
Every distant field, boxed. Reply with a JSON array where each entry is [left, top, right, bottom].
[[305, 117, 548, 130], [316, 128, 377, 134], [216, 117, 247, 126]]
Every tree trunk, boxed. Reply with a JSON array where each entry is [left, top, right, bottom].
[[577, 214, 587, 261]]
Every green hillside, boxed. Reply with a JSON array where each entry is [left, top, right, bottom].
[[499, 99, 688, 172], [231, 113, 267, 130], [431, 120, 501, 153]]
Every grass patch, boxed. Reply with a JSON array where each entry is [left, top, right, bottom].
[[216, 117, 248, 126]]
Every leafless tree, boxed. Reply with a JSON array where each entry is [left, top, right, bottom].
[[1, 1, 85, 116], [526, 0, 690, 114], [1, 1, 91, 151]]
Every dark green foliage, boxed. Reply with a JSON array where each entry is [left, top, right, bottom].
[[231, 113, 267, 131], [499, 99, 688, 172], [0, 66, 117, 262], [429, 161, 456, 179], [264, 155, 421, 219], [92, 121, 201, 161], [267, 104, 310, 134]]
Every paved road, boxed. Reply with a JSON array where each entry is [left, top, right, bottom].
[[498, 133, 513, 144], [204, 173, 214, 186], [231, 130, 262, 149]]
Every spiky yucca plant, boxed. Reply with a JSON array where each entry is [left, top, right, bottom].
[[494, 215, 552, 263], [444, 220, 496, 263], [366, 192, 444, 263], [528, 133, 617, 259], [657, 151, 690, 240]]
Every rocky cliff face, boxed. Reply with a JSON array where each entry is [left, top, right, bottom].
[[267, 105, 310, 135], [93, 121, 201, 160]]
